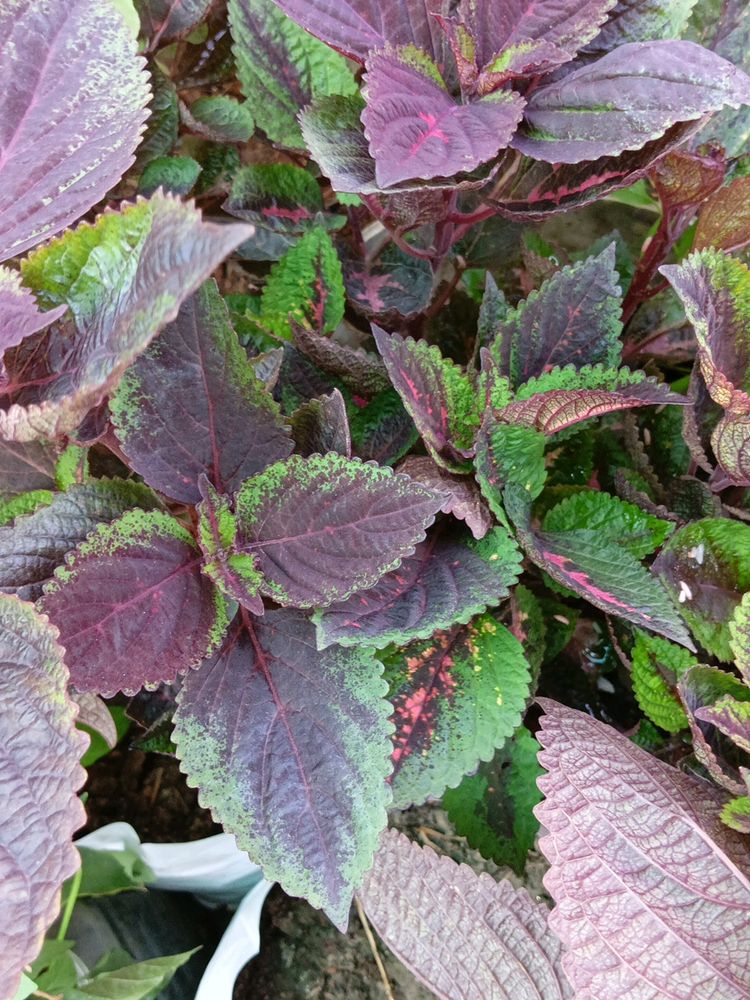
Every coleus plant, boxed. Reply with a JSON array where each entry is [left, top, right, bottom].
[[2, 0, 750, 998]]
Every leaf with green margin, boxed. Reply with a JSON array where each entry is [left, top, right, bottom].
[[138, 156, 202, 197], [315, 526, 522, 649], [722, 788, 750, 834], [731, 592, 750, 684], [197, 477, 264, 615], [2, 193, 251, 442], [135, 65, 178, 168], [485, 245, 623, 389], [174, 608, 392, 930], [66, 948, 197, 1000], [397, 455, 493, 539], [474, 416, 548, 517], [348, 388, 420, 465], [543, 490, 673, 559], [653, 518, 750, 661], [40, 510, 227, 696], [234, 454, 442, 607], [505, 486, 695, 648], [259, 229, 345, 339], [110, 280, 293, 505], [385, 614, 532, 809], [678, 665, 750, 794], [697, 697, 750, 756], [0, 597, 87, 1000], [512, 583, 547, 680], [443, 727, 543, 875], [631, 629, 697, 732], [224, 164, 345, 262], [0, 479, 160, 601], [181, 95, 254, 143], [229, 0, 357, 149], [373, 328, 481, 471], [0, 0, 150, 262]]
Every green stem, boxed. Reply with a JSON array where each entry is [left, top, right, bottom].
[[56, 860, 82, 941]]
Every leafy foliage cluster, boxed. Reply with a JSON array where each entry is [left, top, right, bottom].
[[3, 0, 750, 997]]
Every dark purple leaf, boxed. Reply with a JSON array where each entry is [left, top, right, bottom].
[[485, 245, 623, 387], [292, 323, 391, 395], [0, 440, 58, 501], [505, 486, 694, 647], [271, 0, 451, 63], [397, 455, 493, 538], [290, 389, 352, 458], [0, 268, 66, 354], [275, 345, 345, 413], [536, 699, 750, 1000], [651, 147, 726, 212], [359, 829, 572, 1000], [315, 525, 521, 648], [514, 41, 750, 163], [0, 479, 160, 602], [40, 510, 227, 695], [234, 454, 443, 607], [342, 243, 434, 324], [679, 665, 750, 794], [136, 0, 212, 47], [0, 597, 87, 999], [174, 607, 392, 930], [73, 691, 118, 749], [2, 194, 251, 442], [385, 614, 531, 807], [587, 0, 698, 54], [110, 280, 293, 505], [0, 0, 150, 262], [362, 47, 525, 188], [373, 328, 481, 471]]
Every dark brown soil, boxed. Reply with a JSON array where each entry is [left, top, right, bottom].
[[82, 746, 220, 842]]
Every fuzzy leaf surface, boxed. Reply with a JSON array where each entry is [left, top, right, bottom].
[[0, 597, 87, 1000], [653, 518, 750, 661], [234, 454, 442, 607], [374, 328, 480, 471], [315, 526, 521, 648], [486, 246, 623, 388], [397, 455, 493, 538], [174, 608, 392, 930], [536, 699, 750, 1000], [514, 41, 750, 163], [110, 280, 293, 504], [0, 0, 150, 261], [362, 47, 525, 188], [0, 480, 160, 602], [40, 510, 226, 695], [506, 487, 694, 647], [385, 614, 531, 808], [230, 0, 357, 148], [2, 194, 251, 442], [358, 829, 572, 1000]]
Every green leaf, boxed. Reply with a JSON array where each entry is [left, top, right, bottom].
[[385, 614, 532, 808], [68, 949, 197, 1000], [138, 156, 202, 197], [631, 630, 697, 732], [75, 846, 155, 897], [731, 592, 750, 684], [721, 790, 750, 833], [0, 489, 53, 527], [29, 940, 77, 994], [182, 95, 254, 142], [543, 490, 674, 559], [474, 417, 547, 518], [229, 0, 357, 148], [55, 445, 89, 491], [260, 228, 345, 338], [11, 974, 36, 1000], [135, 66, 178, 169], [443, 727, 543, 876]]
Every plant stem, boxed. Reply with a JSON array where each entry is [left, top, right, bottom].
[[56, 861, 82, 942], [355, 896, 396, 1000]]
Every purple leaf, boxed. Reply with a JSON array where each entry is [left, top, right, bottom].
[[362, 47, 525, 188], [373, 328, 481, 471], [695, 175, 750, 255], [314, 525, 522, 648], [110, 280, 293, 505], [485, 245, 623, 387], [0, 268, 66, 355], [348, 388, 420, 465], [0, 597, 87, 999], [679, 666, 750, 794], [136, 0, 212, 47], [73, 691, 118, 749], [234, 454, 443, 607], [0, 0, 150, 262], [342, 243, 434, 324], [292, 322, 391, 395], [40, 510, 227, 696], [0, 440, 58, 500], [505, 486, 695, 647], [459, 0, 617, 70], [358, 830, 572, 1000], [536, 699, 750, 1000], [1, 194, 251, 442], [515, 41, 750, 163], [587, 0, 699, 54], [0, 479, 160, 602], [397, 455, 493, 538], [712, 411, 750, 487], [173, 608, 392, 930], [271, 0, 451, 63], [290, 389, 352, 458], [385, 614, 532, 807]]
